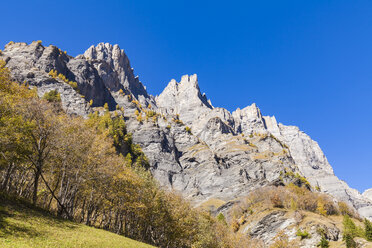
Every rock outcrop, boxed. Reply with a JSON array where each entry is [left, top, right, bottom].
[[363, 189, 372, 202], [1, 41, 371, 226]]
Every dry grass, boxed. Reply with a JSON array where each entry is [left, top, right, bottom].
[[230, 185, 359, 227], [199, 198, 226, 211]]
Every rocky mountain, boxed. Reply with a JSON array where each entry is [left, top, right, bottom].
[[364, 189, 372, 202], [1, 41, 372, 246]]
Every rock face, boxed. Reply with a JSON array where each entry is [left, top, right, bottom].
[[363, 189, 372, 202], [1, 41, 372, 223]]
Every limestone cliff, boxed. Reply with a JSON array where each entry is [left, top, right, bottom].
[[1, 41, 371, 226]]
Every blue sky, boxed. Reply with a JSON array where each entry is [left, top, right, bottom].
[[1, 0, 371, 192]]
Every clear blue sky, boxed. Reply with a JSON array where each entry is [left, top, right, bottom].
[[1, 0, 371, 192]]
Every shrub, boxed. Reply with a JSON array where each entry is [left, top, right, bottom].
[[48, 69, 58, 78], [296, 229, 310, 240], [271, 194, 283, 208], [43, 90, 61, 102], [119, 88, 124, 94], [146, 110, 157, 117], [317, 201, 327, 216], [68, 81, 78, 90], [152, 116, 157, 123], [173, 118, 183, 125], [103, 103, 109, 111], [166, 124, 171, 129], [317, 234, 329, 248], [185, 126, 192, 134], [48, 70, 78, 91], [231, 219, 240, 232], [294, 173, 311, 188], [232, 185, 342, 220], [216, 213, 227, 226], [89, 99, 93, 106]]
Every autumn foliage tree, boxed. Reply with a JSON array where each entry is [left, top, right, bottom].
[[0, 60, 256, 247]]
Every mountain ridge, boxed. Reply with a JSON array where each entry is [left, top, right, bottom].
[[1, 41, 371, 224]]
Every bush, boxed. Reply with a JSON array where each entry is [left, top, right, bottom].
[[317, 234, 329, 248], [296, 229, 310, 240], [232, 185, 342, 219], [216, 212, 227, 226], [271, 194, 283, 208], [146, 110, 157, 118], [48, 70, 79, 91], [185, 126, 192, 134], [103, 103, 109, 111], [317, 201, 327, 216], [43, 90, 61, 102]]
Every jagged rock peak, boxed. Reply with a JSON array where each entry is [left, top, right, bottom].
[[81, 42, 151, 102], [83, 43, 125, 65], [157, 74, 212, 107], [363, 189, 372, 202], [179, 74, 199, 88]]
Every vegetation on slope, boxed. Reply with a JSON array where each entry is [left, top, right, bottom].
[[0, 60, 262, 247], [0, 193, 155, 248], [225, 184, 372, 247]]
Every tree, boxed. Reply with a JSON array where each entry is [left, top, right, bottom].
[[365, 218, 372, 241], [216, 212, 227, 225], [317, 234, 329, 248], [343, 214, 364, 239], [42, 90, 61, 102], [344, 233, 356, 248], [21, 100, 60, 205], [0, 60, 35, 191]]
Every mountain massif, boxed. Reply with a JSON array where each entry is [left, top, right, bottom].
[[1, 41, 372, 247]]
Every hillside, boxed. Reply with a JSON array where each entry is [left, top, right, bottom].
[[1, 41, 371, 222], [0, 194, 155, 248], [1, 41, 372, 247]]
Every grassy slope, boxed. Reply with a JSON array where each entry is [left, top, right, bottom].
[[0, 194, 155, 248]]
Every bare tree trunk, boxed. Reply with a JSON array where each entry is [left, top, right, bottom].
[[32, 165, 41, 205], [1, 162, 15, 191]]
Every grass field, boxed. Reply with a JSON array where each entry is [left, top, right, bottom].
[[0, 194, 155, 248]]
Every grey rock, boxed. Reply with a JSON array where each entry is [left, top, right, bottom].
[[363, 189, 372, 202], [2, 41, 372, 222]]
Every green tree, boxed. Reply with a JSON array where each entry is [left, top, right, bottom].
[[344, 233, 356, 248], [365, 218, 372, 241], [43, 90, 61, 102], [343, 214, 362, 238], [317, 234, 329, 248]]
